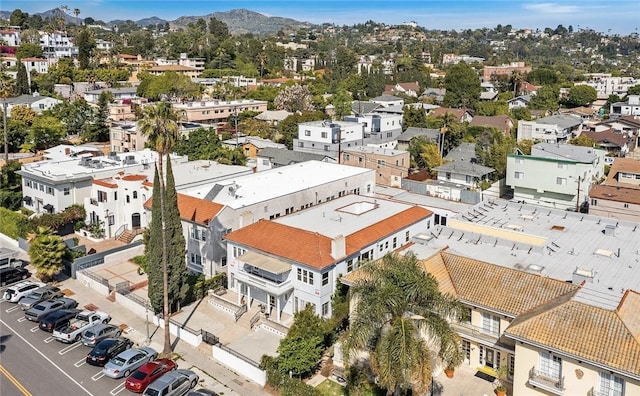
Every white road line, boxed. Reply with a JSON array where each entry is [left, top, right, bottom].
[[0, 318, 94, 396], [91, 371, 105, 381], [17, 317, 27, 322], [6, 306, 20, 313], [74, 358, 86, 368], [30, 325, 40, 332], [44, 336, 55, 343], [58, 342, 82, 355], [109, 382, 126, 395]]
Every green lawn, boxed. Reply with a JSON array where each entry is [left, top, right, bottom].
[[316, 379, 345, 396]]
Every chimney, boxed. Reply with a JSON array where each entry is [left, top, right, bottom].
[[331, 235, 346, 259], [65, 147, 70, 155]]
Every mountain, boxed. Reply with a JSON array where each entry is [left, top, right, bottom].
[[169, 9, 310, 35], [135, 17, 168, 27]]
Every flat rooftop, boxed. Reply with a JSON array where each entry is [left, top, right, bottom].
[[406, 199, 640, 304], [180, 161, 374, 209], [371, 186, 473, 215]]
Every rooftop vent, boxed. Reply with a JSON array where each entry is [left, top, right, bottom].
[[572, 267, 594, 284], [551, 225, 565, 231]]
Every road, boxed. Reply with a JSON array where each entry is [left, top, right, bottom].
[[0, 295, 142, 396]]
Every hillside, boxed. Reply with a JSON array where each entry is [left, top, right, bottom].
[[169, 9, 310, 35]]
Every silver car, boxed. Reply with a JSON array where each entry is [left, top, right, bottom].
[[18, 286, 63, 310], [144, 369, 200, 396], [81, 323, 123, 347], [24, 298, 78, 322], [103, 346, 158, 379]]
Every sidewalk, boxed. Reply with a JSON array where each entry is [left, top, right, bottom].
[[59, 276, 269, 396]]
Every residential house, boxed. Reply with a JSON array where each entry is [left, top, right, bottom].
[[21, 57, 49, 74], [294, 120, 364, 160], [254, 148, 333, 171], [442, 54, 485, 65], [173, 99, 268, 125], [254, 110, 292, 125], [580, 129, 634, 157], [420, 88, 446, 104], [508, 95, 532, 110], [589, 158, 640, 221], [6, 93, 62, 115], [0, 29, 20, 47], [482, 62, 532, 83], [283, 57, 315, 72], [506, 142, 606, 211], [519, 82, 539, 96], [370, 95, 404, 108], [468, 115, 514, 136], [383, 82, 420, 97], [480, 82, 499, 101], [575, 73, 639, 99], [95, 39, 115, 52], [170, 161, 376, 276], [428, 107, 474, 123], [146, 64, 200, 79], [429, 142, 494, 200], [84, 87, 139, 104], [39, 31, 78, 58], [351, 101, 383, 116], [341, 146, 410, 187], [224, 194, 433, 321], [221, 136, 286, 158], [516, 114, 583, 143], [110, 123, 146, 153], [397, 127, 441, 151], [559, 106, 598, 121], [610, 95, 640, 118], [343, 113, 404, 149], [108, 103, 136, 122]]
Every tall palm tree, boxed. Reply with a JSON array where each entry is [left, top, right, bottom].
[[73, 8, 80, 26], [138, 102, 183, 355], [344, 252, 465, 396], [0, 67, 14, 162]]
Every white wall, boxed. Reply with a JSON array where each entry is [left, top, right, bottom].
[[212, 345, 267, 386]]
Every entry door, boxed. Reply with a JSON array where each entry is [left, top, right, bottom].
[[269, 295, 276, 311], [131, 213, 141, 228], [485, 349, 495, 368]]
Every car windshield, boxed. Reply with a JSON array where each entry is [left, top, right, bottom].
[[130, 370, 147, 380], [144, 389, 160, 396], [32, 304, 46, 311], [94, 341, 114, 353], [28, 292, 43, 299], [84, 330, 96, 337], [111, 357, 126, 366]]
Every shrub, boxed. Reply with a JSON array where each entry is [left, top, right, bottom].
[[0, 207, 29, 239]]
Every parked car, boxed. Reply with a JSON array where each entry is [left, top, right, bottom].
[[0, 267, 29, 287], [125, 358, 177, 393], [81, 323, 123, 347], [39, 309, 81, 332], [3, 281, 45, 303], [86, 337, 133, 367], [143, 369, 199, 396], [103, 346, 158, 378], [24, 297, 78, 322], [18, 286, 63, 310]]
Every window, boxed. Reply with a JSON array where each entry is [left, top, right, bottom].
[[46, 186, 54, 195], [133, 191, 137, 199], [392, 237, 397, 248], [305, 130, 311, 136], [462, 340, 471, 361], [39, 183, 44, 191], [446, 172, 451, 180], [97, 191, 107, 203], [322, 272, 329, 286], [343, 153, 350, 162], [26, 180, 32, 188], [379, 244, 384, 252], [377, 160, 385, 167], [126, 195, 130, 203], [63, 187, 70, 196], [405, 231, 410, 242], [298, 142, 304, 148], [190, 253, 202, 266], [556, 177, 567, 185], [297, 268, 314, 285], [538, 352, 562, 381], [514, 171, 524, 180], [598, 372, 624, 396], [322, 302, 330, 316], [624, 203, 629, 208], [515, 157, 524, 164], [481, 312, 500, 336], [557, 163, 567, 169], [321, 132, 327, 138], [324, 145, 330, 151], [347, 259, 354, 273], [591, 199, 598, 206], [358, 157, 363, 164], [191, 228, 206, 241], [466, 175, 472, 184]]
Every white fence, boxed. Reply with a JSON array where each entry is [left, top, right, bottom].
[[151, 316, 203, 348], [77, 270, 110, 296], [212, 344, 267, 386]]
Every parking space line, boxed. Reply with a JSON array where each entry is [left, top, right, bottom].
[[110, 382, 126, 395], [6, 306, 20, 313], [30, 325, 40, 332], [59, 342, 82, 355], [44, 336, 55, 343], [91, 371, 104, 381], [17, 317, 27, 322], [74, 358, 86, 368]]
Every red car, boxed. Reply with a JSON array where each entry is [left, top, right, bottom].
[[124, 358, 177, 393]]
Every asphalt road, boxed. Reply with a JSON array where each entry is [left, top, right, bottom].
[[0, 293, 147, 396]]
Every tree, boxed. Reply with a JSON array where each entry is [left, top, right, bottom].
[[274, 84, 315, 113], [277, 305, 325, 377], [15, 43, 43, 59], [10, 106, 37, 125], [76, 27, 96, 69], [475, 129, 515, 180], [528, 85, 559, 111], [0, 69, 13, 161], [138, 102, 183, 355], [86, 91, 111, 142], [0, 160, 23, 210], [15, 63, 30, 95], [49, 99, 94, 137], [276, 111, 325, 149], [344, 253, 465, 396], [403, 106, 428, 129], [443, 63, 481, 109], [331, 88, 352, 120], [564, 85, 597, 107], [28, 226, 67, 281], [26, 116, 66, 151], [569, 134, 597, 147], [208, 17, 230, 38], [627, 85, 640, 96], [421, 142, 444, 173]]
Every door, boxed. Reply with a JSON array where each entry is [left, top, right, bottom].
[[269, 295, 276, 315], [131, 213, 141, 228], [486, 349, 495, 368]]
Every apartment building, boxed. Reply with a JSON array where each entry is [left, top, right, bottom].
[[507, 143, 606, 211], [341, 146, 410, 187], [39, 31, 78, 58], [589, 158, 640, 222], [482, 62, 532, 83], [575, 73, 639, 99], [610, 95, 640, 118], [173, 99, 268, 125], [294, 120, 364, 160], [516, 114, 583, 143]]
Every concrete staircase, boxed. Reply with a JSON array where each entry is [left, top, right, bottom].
[[236, 303, 262, 328], [117, 229, 136, 244]]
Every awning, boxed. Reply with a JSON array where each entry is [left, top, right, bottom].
[[43, 203, 54, 212], [22, 196, 32, 204], [239, 250, 291, 275]]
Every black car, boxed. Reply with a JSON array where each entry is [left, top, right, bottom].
[[39, 309, 81, 332], [86, 337, 133, 367], [0, 267, 30, 287]]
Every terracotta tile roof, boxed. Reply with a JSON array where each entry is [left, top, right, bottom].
[[93, 179, 117, 188], [617, 290, 640, 343], [225, 206, 433, 270], [589, 184, 640, 205], [121, 175, 147, 181], [144, 194, 223, 225], [439, 252, 578, 316], [143, 181, 154, 188], [468, 115, 513, 134], [505, 297, 640, 376], [421, 252, 457, 297], [149, 65, 198, 71]]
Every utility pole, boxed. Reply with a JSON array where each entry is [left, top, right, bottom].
[[575, 175, 581, 212], [337, 128, 342, 164]]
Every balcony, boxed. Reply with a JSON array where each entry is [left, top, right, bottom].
[[528, 367, 564, 395], [234, 270, 293, 296], [451, 321, 500, 343]]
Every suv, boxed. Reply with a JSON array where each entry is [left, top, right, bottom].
[[0, 267, 29, 286], [3, 281, 46, 303], [82, 323, 123, 347], [18, 286, 63, 310], [143, 369, 199, 396], [25, 298, 78, 322], [39, 309, 81, 332]]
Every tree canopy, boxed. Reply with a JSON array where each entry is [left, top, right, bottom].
[[443, 63, 481, 109]]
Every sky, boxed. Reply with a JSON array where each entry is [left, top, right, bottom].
[[3, 0, 639, 34]]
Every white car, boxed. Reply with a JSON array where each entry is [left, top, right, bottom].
[[3, 281, 46, 303]]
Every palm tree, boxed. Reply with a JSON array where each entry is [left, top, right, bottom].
[[138, 103, 183, 355], [27, 226, 67, 282], [0, 67, 14, 162], [73, 8, 80, 26], [344, 252, 465, 396]]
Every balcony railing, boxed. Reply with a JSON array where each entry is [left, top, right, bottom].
[[528, 367, 564, 395], [451, 321, 500, 342], [234, 271, 293, 296]]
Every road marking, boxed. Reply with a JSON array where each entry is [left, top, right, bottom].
[[6, 306, 20, 313], [30, 325, 40, 332], [17, 317, 27, 322], [74, 358, 87, 367], [124, 327, 136, 334], [0, 364, 32, 396], [44, 336, 55, 343], [110, 382, 126, 395], [0, 318, 94, 396], [58, 342, 82, 355], [92, 371, 105, 381]]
